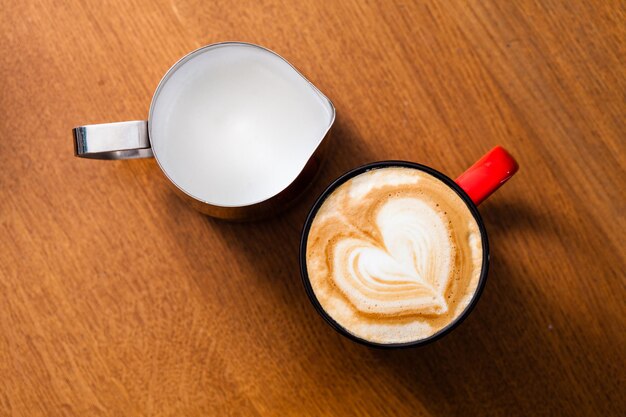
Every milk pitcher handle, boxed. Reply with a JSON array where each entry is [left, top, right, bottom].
[[72, 120, 153, 159]]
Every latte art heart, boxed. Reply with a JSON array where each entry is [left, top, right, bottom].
[[333, 198, 452, 316], [306, 167, 483, 344]]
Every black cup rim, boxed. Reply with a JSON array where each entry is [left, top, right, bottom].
[[299, 161, 490, 349]]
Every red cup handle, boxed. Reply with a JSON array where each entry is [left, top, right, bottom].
[[455, 146, 519, 206]]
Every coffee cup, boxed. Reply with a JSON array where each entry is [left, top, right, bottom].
[[300, 146, 518, 348], [73, 42, 335, 220]]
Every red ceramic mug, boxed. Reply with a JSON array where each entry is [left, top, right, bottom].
[[300, 146, 519, 348]]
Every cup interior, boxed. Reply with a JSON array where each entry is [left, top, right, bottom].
[[299, 161, 490, 348]]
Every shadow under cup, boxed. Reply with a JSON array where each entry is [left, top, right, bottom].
[[299, 161, 490, 349]]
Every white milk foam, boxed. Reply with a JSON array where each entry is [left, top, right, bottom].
[[333, 198, 453, 316], [150, 44, 334, 206]]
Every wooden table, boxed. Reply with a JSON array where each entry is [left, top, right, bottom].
[[1, 1, 624, 415]]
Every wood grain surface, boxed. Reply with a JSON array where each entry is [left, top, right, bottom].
[[1, 0, 624, 415]]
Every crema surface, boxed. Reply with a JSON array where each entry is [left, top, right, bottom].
[[305, 167, 483, 344]]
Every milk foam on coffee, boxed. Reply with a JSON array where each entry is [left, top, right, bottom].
[[150, 44, 334, 206], [305, 167, 483, 344]]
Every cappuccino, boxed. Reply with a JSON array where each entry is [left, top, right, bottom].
[[305, 167, 483, 344]]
